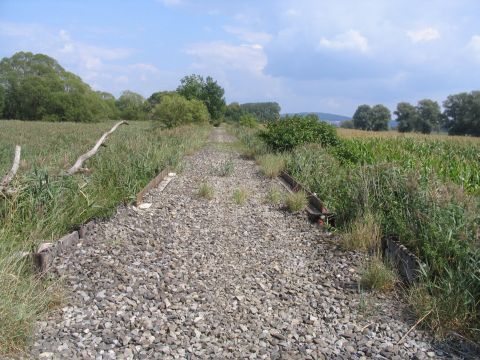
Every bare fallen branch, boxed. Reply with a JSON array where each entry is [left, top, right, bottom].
[[66, 121, 128, 175], [1, 145, 21, 192], [397, 310, 432, 344]]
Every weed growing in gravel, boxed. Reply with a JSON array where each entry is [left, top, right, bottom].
[[217, 159, 235, 177], [265, 185, 283, 205], [232, 187, 248, 205], [198, 182, 215, 200], [257, 154, 285, 178], [285, 191, 308, 213], [342, 213, 381, 252], [360, 255, 397, 292]]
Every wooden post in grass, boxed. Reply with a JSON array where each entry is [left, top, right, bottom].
[[66, 121, 128, 175], [0, 145, 21, 192]]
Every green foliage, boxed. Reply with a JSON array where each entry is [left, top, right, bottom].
[[151, 93, 209, 128], [416, 99, 441, 133], [443, 91, 480, 136], [395, 102, 418, 133], [197, 182, 215, 200], [116, 90, 145, 120], [360, 255, 397, 292], [239, 113, 258, 128], [217, 159, 235, 177], [0, 52, 116, 122], [257, 153, 285, 178], [285, 190, 308, 213], [232, 187, 248, 205], [239, 102, 281, 122], [225, 102, 243, 122], [265, 185, 283, 205], [144, 91, 176, 113], [260, 114, 340, 152], [177, 74, 226, 121], [353, 104, 390, 131]]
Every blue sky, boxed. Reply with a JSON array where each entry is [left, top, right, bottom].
[[1, 0, 480, 116]]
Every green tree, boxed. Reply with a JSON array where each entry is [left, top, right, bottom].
[[416, 99, 441, 134], [144, 91, 177, 113], [151, 93, 209, 128], [370, 105, 391, 131], [225, 102, 244, 122], [177, 74, 226, 122], [395, 102, 418, 133], [116, 90, 145, 120], [443, 92, 480, 136], [352, 104, 372, 130], [239, 102, 281, 122], [0, 51, 114, 122]]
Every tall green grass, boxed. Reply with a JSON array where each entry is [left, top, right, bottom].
[[0, 120, 209, 355]]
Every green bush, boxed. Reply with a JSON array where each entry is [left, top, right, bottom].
[[151, 93, 210, 128], [239, 113, 258, 128], [260, 114, 340, 152]]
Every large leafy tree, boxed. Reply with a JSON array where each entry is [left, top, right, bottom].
[[395, 102, 418, 133], [116, 90, 146, 120], [443, 91, 480, 136], [0, 51, 114, 122], [370, 105, 391, 131], [416, 99, 441, 134], [353, 104, 390, 131], [352, 104, 372, 130], [177, 74, 226, 121]]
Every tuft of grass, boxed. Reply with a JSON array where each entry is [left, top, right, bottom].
[[232, 187, 248, 205], [257, 154, 285, 178], [217, 159, 235, 177], [360, 255, 397, 292], [265, 185, 283, 205], [0, 256, 57, 356], [198, 182, 215, 200], [342, 213, 381, 252], [285, 190, 308, 213]]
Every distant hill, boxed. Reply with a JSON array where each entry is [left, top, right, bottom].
[[282, 112, 351, 124]]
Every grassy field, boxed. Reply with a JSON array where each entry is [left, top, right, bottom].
[[233, 124, 480, 342], [0, 120, 210, 355]]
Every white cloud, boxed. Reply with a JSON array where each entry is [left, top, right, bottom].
[[319, 30, 369, 53], [185, 41, 267, 74], [468, 35, 480, 61], [223, 26, 272, 45], [406, 27, 440, 43], [158, 0, 184, 7]]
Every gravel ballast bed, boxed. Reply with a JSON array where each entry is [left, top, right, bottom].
[[30, 128, 451, 359]]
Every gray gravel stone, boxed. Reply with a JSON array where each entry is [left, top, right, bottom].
[[28, 128, 462, 359]]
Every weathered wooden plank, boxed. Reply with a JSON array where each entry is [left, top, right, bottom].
[[135, 168, 170, 206]]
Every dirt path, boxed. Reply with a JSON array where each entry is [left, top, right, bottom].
[[31, 128, 447, 359]]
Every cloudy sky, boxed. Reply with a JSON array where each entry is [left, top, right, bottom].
[[1, 0, 480, 116]]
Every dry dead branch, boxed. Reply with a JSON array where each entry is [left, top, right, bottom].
[[1, 145, 21, 192], [66, 121, 128, 175]]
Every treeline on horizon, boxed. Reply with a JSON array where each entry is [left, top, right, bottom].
[[344, 94, 480, 136], [0, 51, 281, 127]]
